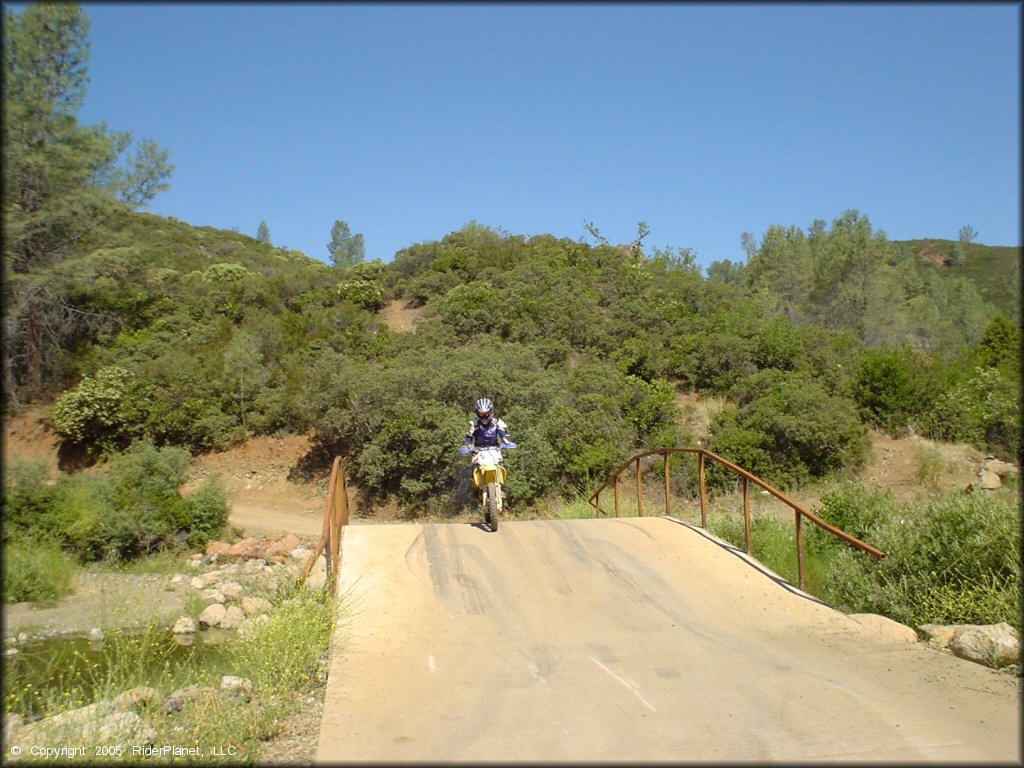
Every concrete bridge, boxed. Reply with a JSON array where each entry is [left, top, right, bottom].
[[315, 516, 1019, 763]]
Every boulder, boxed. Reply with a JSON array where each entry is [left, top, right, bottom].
[[220, 581, 244, 601], [4, 712, 23, 748], [88, 627, 104, 641], [169, 574, 190, 586], [190, 576, 207, 590], [242, 558, 269, 575], [228, 537, 262, 558], [163, 695, 184, 713], [848, 613, 918, 643], [950, 623, 1020, 667], [83, 711, 156, 744], [206, 540, 232, 556], [221, 605, 246, 630], [172, 617, 196, 634], [984, 458, 1019, 477], [304, 566, 327, 591], [202, 589, 226, 604], [169, 684, 202, 701], [203, 570, 224, 585], [114, 686, 161, 711], [290, 546, 314, 562], [266, 534, 301, 558], [198, 603, 227, 628], [220, 675, 253, 696], [978, 470, 1002, 490], [241, 596, 272, 616], [918, 623, 957, 649]]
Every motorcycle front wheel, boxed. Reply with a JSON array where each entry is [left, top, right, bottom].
[[487, 482, 501, 531]]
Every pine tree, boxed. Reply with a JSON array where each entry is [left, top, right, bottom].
[[327, 220, 365, 267], [256, 220, 271, 244], [2, 2, 173, 404]]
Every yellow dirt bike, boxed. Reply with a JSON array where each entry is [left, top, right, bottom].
[[458, 442, 517, 531]]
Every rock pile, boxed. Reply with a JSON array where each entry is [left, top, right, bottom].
[[168, 534, 322, 634], [974, 457, 1019, 491]]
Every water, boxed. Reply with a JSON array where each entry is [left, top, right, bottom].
[[3, 627, 236, 718]]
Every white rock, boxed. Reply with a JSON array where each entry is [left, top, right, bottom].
[[978, 470, 1002, 490], [4, 712, 23, 746], [83, 711, 155, 744], [220, 675, 253, 694], [918, 623, 957, 649], [304, 566, 327, 591], [190, 576, 207, 590], [241, 596, 272, 616], [221, 606, 246, 629], [204, 570, 224, 584], [170, 574, 190, 585], [986, 459, 1019, 477], [113, 686, 160, 711], [202, 589, 226, 604], [172, 617, 196, 634], [88, 627, 104, 641], [290, 547, 313, 561], [848, 613, 918, 643], [198, 603, 227, 628], [220, 581, 244, 600], [950, 623, 1020, 667]]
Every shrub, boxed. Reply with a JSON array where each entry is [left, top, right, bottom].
[[2, 459, 56, 537], [5, 443, 222, 564], [707, 372, 868, 489], [3, 540, 76, 604], [920, 366, 1020, 461], [51, 365, 141, 451], [850, 346, 924, 433], [183, 476, 230, 547], [817, 484, 1020, 628]]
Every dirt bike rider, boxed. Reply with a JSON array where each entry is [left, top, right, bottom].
[[462, 397, 512, 500]]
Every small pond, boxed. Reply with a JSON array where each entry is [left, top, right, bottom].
[[3, 626, 237, 718]]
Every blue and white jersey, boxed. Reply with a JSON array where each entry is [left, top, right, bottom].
[[467, 416, 509, 448]]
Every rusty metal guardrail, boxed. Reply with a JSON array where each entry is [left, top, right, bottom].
[[298, 456, 349, 596], [588, 447, 885, 591]]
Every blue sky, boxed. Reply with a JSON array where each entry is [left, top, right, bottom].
[[41, 3, 1024, 266]]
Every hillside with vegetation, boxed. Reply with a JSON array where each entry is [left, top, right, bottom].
[[4, 3, 1021, 621]]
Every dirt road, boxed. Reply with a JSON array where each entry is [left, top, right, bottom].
[[317, 517, 1019, 763]]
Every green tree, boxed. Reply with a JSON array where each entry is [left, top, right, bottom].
[[256, 220, 271, 244], [2, 2, 173, 404], [328, 220, 365, 267]]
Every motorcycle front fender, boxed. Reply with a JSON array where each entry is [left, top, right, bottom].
[[473, 465, 507, 488]]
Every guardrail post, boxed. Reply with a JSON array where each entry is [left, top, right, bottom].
[[635, 458, 643, 518], [663, 450, 671, 518], [742, 476, 753, 555], [614, 474, 621, 518], [698, 452, 708, 529], [795, 509, 806, 592]]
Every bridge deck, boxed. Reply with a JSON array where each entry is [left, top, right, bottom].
[[316, 517, 1019, 763]]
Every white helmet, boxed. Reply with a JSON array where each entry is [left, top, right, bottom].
[[475, 397, 494, 420]]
